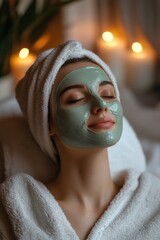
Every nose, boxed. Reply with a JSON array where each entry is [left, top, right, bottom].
[[91, 96, 108, 114]]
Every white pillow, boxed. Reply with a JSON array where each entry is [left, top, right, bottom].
[[0, 98, 146, 183], [109, 117, 146, 178]]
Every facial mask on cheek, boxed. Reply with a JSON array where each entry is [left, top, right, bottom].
[[54, 66, 123, 149]]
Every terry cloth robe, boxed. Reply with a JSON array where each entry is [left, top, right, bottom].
[[0, 170, 160, 240]]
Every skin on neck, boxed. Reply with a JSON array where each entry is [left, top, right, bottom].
[[47, 139, 118, 240], [47, 61, 121, 239], [50, 137, 117, 206]]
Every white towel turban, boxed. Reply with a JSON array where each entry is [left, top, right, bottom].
[[16, 40, 120, 163]]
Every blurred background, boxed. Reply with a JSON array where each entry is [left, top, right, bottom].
[[0, 0, 160, 175]]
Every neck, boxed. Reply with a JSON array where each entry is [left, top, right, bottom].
[[48, 147, 117, 208]]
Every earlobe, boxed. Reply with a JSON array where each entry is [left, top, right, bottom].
[[49, 97, 57, 136], [49, 123, 56, 136], [49, 118, 57, 136], [49, 130, 54, 136]]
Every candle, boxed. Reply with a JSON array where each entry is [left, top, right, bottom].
[[10, 48, 36, 85], [126, 42, 155, 92], [97, 31, 126, 86]]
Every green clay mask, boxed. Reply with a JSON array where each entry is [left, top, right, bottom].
[[53, 66, 123, 148]]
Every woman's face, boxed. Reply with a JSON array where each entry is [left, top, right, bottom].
[[50, 61, 123, 149]]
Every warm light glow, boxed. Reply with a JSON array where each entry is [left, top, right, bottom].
[[102, 31, 114, 42], [33, 35, 50, 50], [132, 42, 143, 53], [19, 48, 29, 59]]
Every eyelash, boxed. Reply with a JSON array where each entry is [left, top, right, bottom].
[[102, 95, 116, 99], [67, 98, 85, 104], [64, 88, 116, 105], [67, 95, 115, 105]]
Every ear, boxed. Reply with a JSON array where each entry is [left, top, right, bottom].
[[49, 91, 57, 136], [49, 115, 57, 136], [49, 129, 54, 136]]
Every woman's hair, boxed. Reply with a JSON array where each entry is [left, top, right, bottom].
[[61, 57, 96, 68]]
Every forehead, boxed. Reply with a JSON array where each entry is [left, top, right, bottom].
[[53, 61, 110, 91], [53, 61, 103, 89], [57, 66, 111, 96]]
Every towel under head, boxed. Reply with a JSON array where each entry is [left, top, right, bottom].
[[16, 40, 120, 163]]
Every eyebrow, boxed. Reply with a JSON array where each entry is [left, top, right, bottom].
[[99, 81, 114, 87], [60, 80, 114, 96], [60, 85, 84, 96]]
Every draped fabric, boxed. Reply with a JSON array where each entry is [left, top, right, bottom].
[[98, 0, 160, 87], [1, 170, 160, 239], [118, 0, 160, 53]]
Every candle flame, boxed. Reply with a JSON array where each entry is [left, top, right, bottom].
[[132, 42, 143, 53], [19, 48, 29, 59], [102, 31, 114, 42]]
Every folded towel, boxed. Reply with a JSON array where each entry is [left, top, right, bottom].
[[1, 169, 160, 239]]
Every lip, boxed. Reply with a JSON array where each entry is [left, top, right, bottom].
[[87, 118, 115, 130]]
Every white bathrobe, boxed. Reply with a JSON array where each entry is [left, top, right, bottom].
[[0, 169, 160, 240]]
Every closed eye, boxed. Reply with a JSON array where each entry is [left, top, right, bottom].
[[101, 95, 116, 99], [99, 84, 116, 101], [60, 87, 86, 106], [67, 98, 85, 104]]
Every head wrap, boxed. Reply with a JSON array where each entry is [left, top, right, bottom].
[[16, 40, 120, 163]]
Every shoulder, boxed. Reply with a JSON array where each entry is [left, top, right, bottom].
[[139, 171, 160, 194], [0, 175, 23, 239], [0, 173, 40, 191], [107, 170, 160, 239], [0, 173, 46, 208], [129, 170, 160, 218], [0, 173, 58, 239], [135, 172, 160, 238], [123, 169, 160, 193], [117, 169, 160, 211], [128, 170, 160, 200], [140, 171, 160, 205]]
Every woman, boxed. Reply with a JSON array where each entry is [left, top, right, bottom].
[[0, 40, 160, 240]]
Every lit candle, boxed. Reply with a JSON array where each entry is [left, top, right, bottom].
[[97, 31, 126, 86], [126, 42, 155, 92], [10, 48, 36, 85]]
